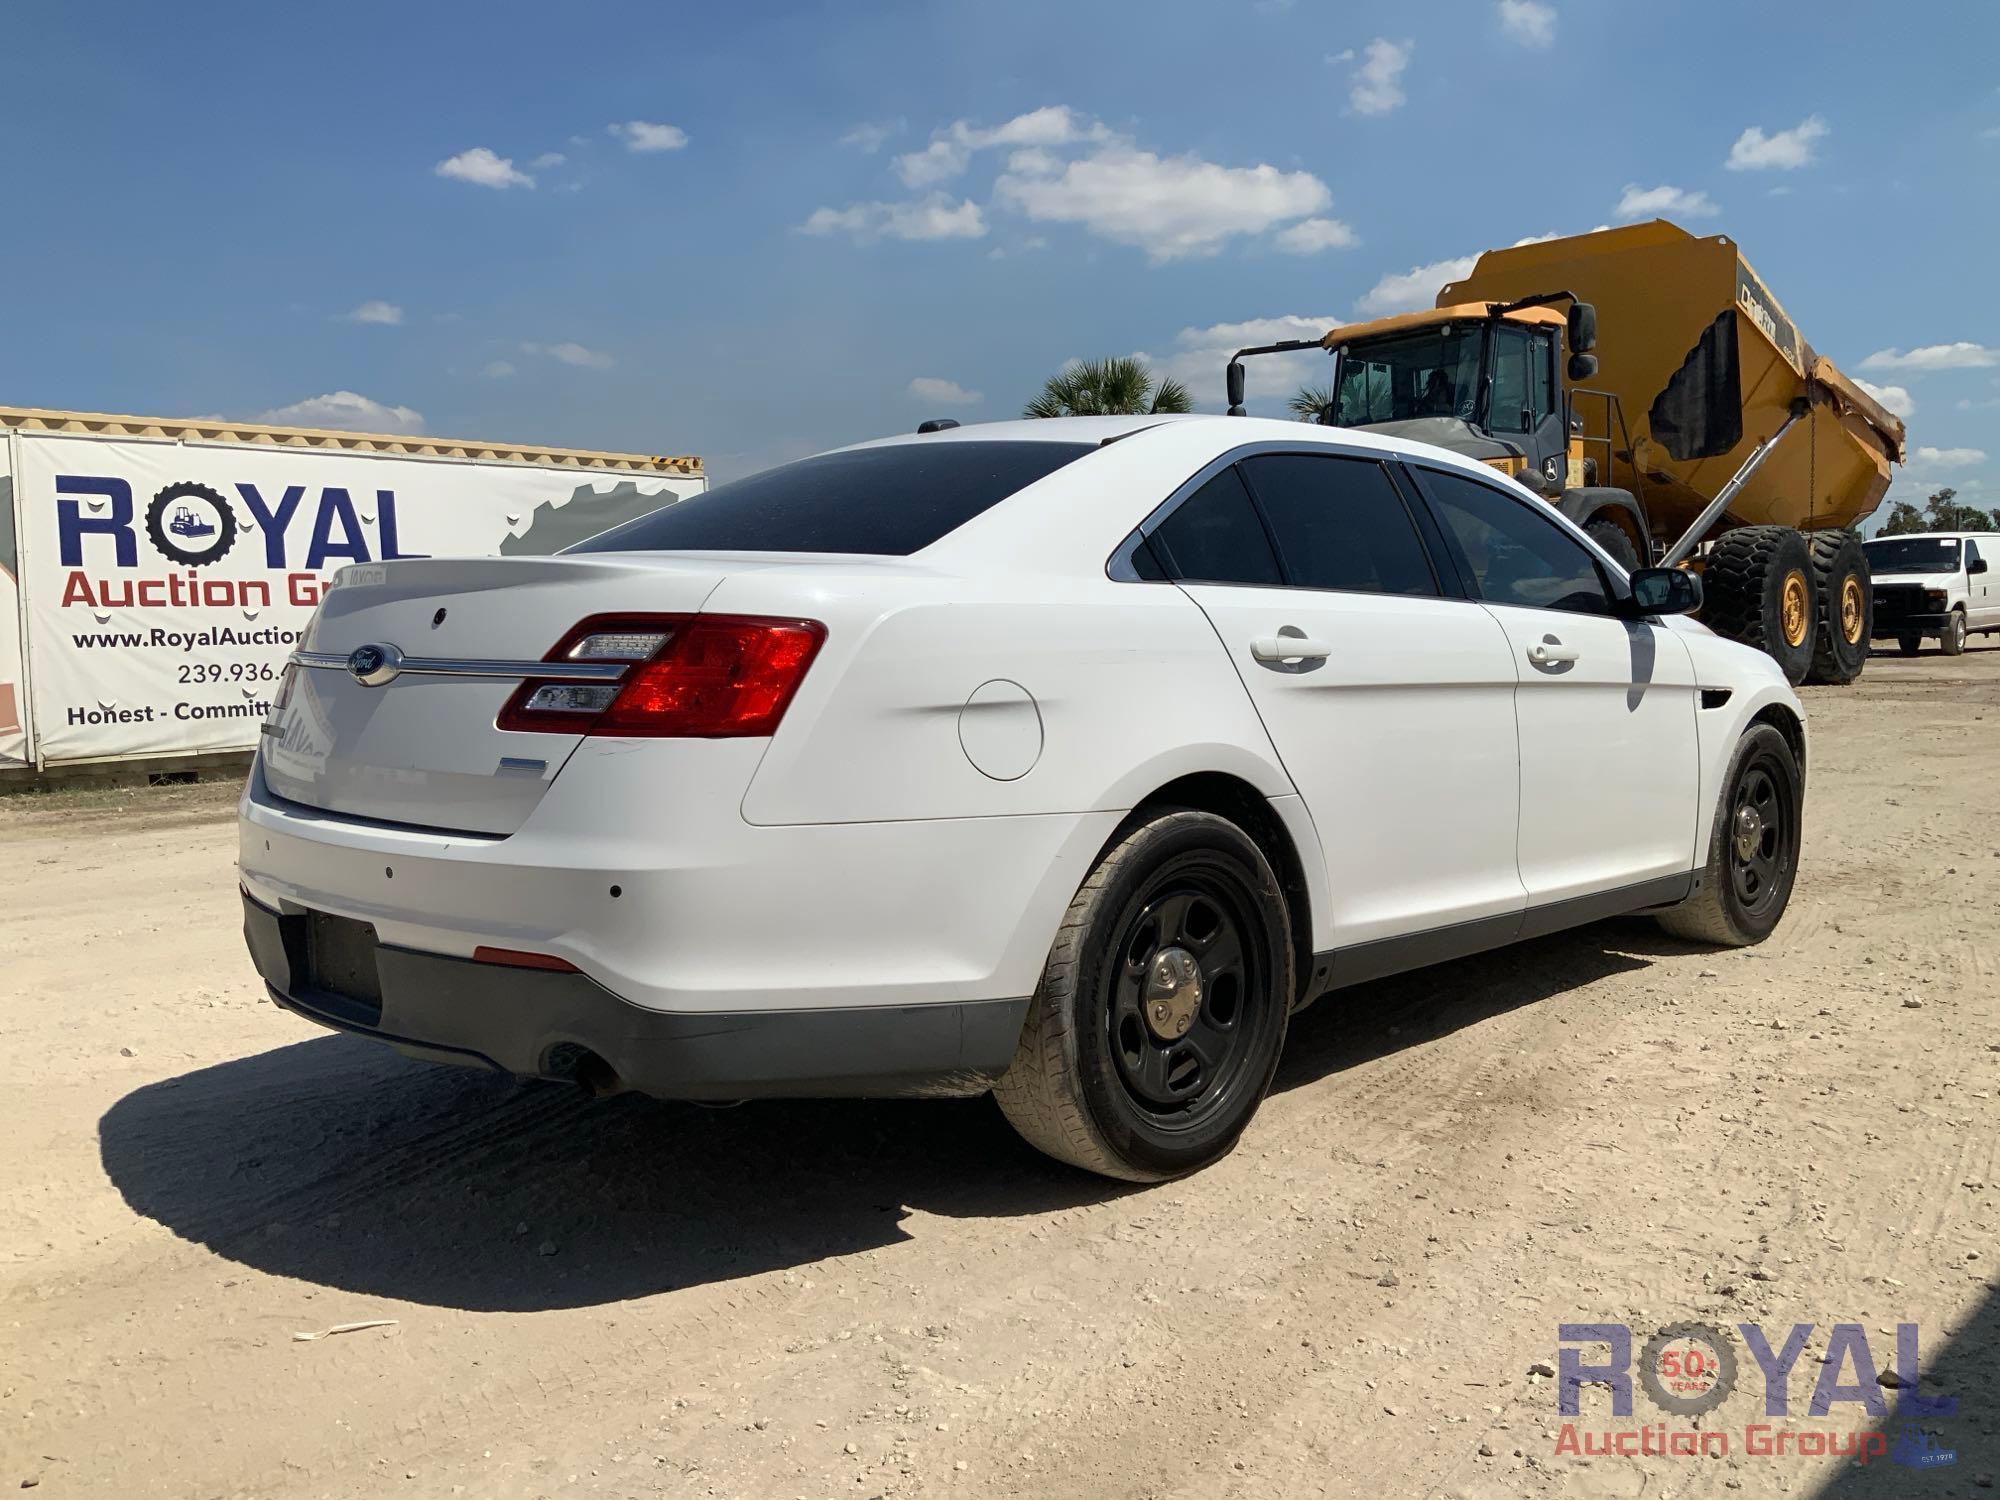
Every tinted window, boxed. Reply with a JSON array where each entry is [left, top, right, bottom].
[[1418, 468, 1615, 615], [569, 441, 1093, 556], [1239, 454, 1436, 596], [1152, 467, 1282, 586]]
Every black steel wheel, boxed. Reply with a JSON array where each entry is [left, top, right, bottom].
[[1658, 723, 1803, 948], [994, 809, 1293, 1181]]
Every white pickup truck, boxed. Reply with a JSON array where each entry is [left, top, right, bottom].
[[1864, 532, 2000, 657]]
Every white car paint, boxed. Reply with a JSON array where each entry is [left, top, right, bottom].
[[239, 414, 1804, 1108]]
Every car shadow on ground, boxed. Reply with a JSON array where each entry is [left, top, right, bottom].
[[1808, 1279, 1998, 1493], [99, 922, 1670, 1313]]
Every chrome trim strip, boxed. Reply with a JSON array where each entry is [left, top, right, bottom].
[[289, 650, 628, 682]]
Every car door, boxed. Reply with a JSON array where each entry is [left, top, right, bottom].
[[1966, 539, 1996, 630], [1144, 449, 1526, 953], [1406, 463, 1701, 918]]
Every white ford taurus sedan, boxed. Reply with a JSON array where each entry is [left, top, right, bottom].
[[241, 415, 1806, 1180]]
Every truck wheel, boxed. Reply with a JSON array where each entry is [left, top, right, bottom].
[[993, 809, 1292, 1182], [1584, 518, 1641, 573], [1700, 526, 1816, 686], [1804, 530, 1870, 685], [1940, 610, 1968, 656], [1658, 723, 1802, 948], [1897, 634, 1922, 656]]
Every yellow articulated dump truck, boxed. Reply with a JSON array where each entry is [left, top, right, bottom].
[[1225, 219, 1907, 684]]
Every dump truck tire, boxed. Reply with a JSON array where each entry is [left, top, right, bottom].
[[1701, 526, 1816, 686], [1584, 518, 1641, 573], [1804, 530, 1870, 685]]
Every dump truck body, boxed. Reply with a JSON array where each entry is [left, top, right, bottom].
[[1437, 220, 1904, 540]]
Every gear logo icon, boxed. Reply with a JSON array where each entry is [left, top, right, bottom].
[[1639, 1321, 1737, 1417], [145, 481, 239, 567]]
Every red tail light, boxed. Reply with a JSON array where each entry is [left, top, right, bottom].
[[497, 613, 826, 738]]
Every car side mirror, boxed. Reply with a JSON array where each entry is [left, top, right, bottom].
[[1626, 567, 1702, 617], [1971, 557, 1989, 575], [1225, 360, 1247, 416], [1568, 352, 1599, 382]]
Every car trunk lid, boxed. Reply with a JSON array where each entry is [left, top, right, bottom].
[[261, 555, 729, 835]]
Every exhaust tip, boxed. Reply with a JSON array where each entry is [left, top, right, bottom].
[[544, 1043, 624, 1099]]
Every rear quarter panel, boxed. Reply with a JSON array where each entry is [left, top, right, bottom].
[[716, 568, 1295, 826]]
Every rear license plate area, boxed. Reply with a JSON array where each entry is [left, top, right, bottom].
[[304, 910, 385, 1025]]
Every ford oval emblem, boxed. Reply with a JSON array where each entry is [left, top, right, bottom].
[[346, 642, 403, 687]]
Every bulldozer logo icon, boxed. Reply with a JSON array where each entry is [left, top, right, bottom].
[[145, 481, 239, 567]]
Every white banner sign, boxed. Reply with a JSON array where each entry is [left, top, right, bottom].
[[12, 433, 702, 765]]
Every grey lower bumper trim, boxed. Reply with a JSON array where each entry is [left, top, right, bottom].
[[242, 892, 1028, 1101]]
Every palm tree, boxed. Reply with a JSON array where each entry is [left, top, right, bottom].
[[1024, 356, 1193, 418], [1289, 382, 1334, 424]]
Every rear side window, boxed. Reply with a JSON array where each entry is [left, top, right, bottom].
[[569, 440, 1094, 556], [1151, 467, 1282, 586], [1238, 453, 1437, 597]]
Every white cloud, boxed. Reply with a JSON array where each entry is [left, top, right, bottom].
[[608, 121, 688, 153], [435, 147, 534, 189], [521, 340, 615, 369], [799, 194, 987, 243], [1497, 0, 1556, 47], [1355, 255, 1477, 316], [1615, 183, 1719, 218], [1275, 217, 1359, 255], [1854, 379, 1915, 418], [894, 106, 1109, 188], [1725, 115, 1829, 172], [1914, 445, 1988, 468], [530, 151, 567, 170], [1860, 342, 1999, 372], [840, 120, 902, 153], [1346, 38, 1413, 115], [1151, 314, 1342, 408], [907, 376, 982, 406], [996, 146, 1330, 262], [481, 360, 516, 379], [341, 299, 403, 326], [256, 391, 425, 434]]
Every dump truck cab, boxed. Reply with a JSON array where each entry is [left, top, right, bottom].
[[1224, 220, 1908, 686], [1319, 303, 1576, 496]]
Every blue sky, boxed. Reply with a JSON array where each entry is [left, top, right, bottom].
[[3, 0, 1996, 520]]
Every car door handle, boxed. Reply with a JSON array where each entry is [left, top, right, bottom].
[[1527, 639, 1580, 667], [1250, 634, 1333, 662]]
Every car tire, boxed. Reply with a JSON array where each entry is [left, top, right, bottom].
[[1700, 526, 1816, 685], [1804, 530, 1870, 685], [1897, 634, 1922, 656], [1940, 610, 1968, 656], [993, 809, 1293, 1182], [1657, 724, 1802, 949], [1584, 518, 1641, 574]]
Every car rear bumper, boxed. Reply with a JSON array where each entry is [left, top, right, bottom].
[[243, 890, 1029, 1099]]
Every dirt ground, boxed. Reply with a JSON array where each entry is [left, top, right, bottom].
[[4, 644, 1999, 1500]]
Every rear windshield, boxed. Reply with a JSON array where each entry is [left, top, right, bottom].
[[568, 440, 1095, 556], [1864, 537, 1961, 573]]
